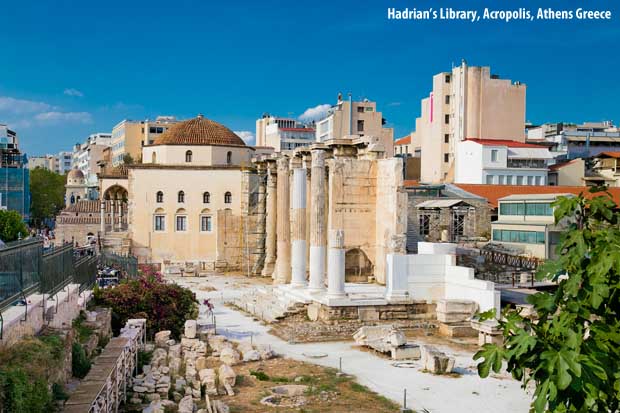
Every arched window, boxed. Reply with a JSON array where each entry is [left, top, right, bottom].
[[224, 191, 232, 204], [156, 191, 163, 203], [185, 150, 193, 163], [153, 208, 165, 231], [203, 192, 210, 203], [226, 151, 232, 165], [175, 208, 187, 232], [151, 152, 157, 163], [178, 191, 185, 203]]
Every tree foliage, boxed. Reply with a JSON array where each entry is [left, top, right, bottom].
[[474, 188, 620, 412], [29, 167, 66, 226], [0, 210, 28, 242], [122, 153, 134, 165], [93, 267, 198, 339]]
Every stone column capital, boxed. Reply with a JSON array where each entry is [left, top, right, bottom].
[[329, 229, 345, 249], [311, 149, 326, 168]]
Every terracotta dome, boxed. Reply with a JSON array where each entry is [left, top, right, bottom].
[[152, 114, 246, 147], [67, 168, 85, 182]]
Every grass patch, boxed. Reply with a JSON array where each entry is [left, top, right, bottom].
[[250, 370, 269, 381], [72, 311, 95, 343], [350, 382, 371, 393]]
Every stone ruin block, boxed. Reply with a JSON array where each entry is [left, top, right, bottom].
[[436, 299, 478, 323], [420, 345, 455, 374]]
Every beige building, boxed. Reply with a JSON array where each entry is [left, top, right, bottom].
[[315, 95, 394, 156], [129, 115, 256, 265], [111, 116, 178, 166], [65, 168, 89, 207], [416, 61, 526, 183], [491, 193, 567, 259], [589, 152, 620, 187], [548, 158, 585, 186]]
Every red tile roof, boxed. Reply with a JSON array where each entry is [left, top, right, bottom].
[[548, 159, 579, 171], [453, 184, 620, 208], [464, 138, 545, 149], [596, 151, 620, 159], [395, 135, 411, 145]]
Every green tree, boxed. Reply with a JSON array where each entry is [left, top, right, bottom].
[[474, 188, 620, 412], [29, 167, 66, 226], [0, 210, 28, 242], [122, 153, 134, 164]]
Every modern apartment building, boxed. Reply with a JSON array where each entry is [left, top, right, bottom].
[[255, 115, 315, 151], [315, 95, 394, 156], [455, 139, 553, 185], [394, 132, 421, 157], [491, 193, 567, 259], [73, 133, 112, 188], [27, 151, 73, 174], [0, 124, 30, 218], [416, 61, 526, 183], [111, 116, 178, 165], [527, 121, 619, 160]]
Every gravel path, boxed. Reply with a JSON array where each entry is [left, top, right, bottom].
[[172, 275, 533, 413]]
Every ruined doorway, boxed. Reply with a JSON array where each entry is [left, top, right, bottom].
[[345, 248, 373, 282]]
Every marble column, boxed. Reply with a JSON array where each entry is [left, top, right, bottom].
[[252, 165, 267, 276], [100, 200, 106, 233], [118, 200, 124, 231], [327, 229, 346, 299], [308, 150, 327, 293], [262, 164, 277, 278], [290, 167, 307, 288], [110, 199, 116, 233], [274, 156, 290, 284]]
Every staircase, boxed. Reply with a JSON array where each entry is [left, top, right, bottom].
[[228, 286, 308, 323], [101, 231, 131, 255]]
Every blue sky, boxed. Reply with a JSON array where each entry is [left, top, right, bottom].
[[1, 0, 618, 155]]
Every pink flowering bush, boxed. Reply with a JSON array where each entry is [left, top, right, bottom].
[[93, 266, 198, 339]]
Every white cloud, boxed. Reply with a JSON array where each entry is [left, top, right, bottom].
[[63, 88, 84, 97], [298, 103, 331, 122], [0, 96, 53, 114], [234, 130, 255, 145], [387, 102, 402, 107], [34, 111, 93, 124]]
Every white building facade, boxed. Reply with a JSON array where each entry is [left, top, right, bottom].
[[455, 139, 553, 185]]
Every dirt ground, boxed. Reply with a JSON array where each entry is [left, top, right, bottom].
[[216, 357, 401, 413]]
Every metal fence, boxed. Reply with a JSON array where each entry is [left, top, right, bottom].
[[100, 252, 138, 278], [0, 238, 99, 312]]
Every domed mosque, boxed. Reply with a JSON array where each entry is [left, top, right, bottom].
[[128, 114, 267, 268]]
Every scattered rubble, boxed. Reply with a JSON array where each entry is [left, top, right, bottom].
[[353, 325, 421, 360]]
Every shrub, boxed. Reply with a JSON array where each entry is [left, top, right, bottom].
[[93, 268, 198, 339], [72, 342, 91, 379], [0, 334, 65, 412]]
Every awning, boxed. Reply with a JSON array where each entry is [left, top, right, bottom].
[[416, 199, 464, 208]]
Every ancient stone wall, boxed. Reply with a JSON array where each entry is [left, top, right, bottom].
[[374, 158, 407, 284]]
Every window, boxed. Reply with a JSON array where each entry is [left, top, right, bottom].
[[498, 175, 505, 185], [444, 134, 449, 143], [444, 114, 450, 124], [357, 106, 365, 113], [491, 149, 498, 162], [154, 215, 165, 231], [178, 191, 185, 203], [175, 215, 187, 232], [525, 203, 553, 216], [149, 127, 156, 133], [200, 215, 212, 232], [226, 151, 232, 165], [507, 175, 514, 185], [419, 215, 430, 235], [492, 229, 545, 244], [185, 150, 192, 163], [527, 176, 534, 185], [152, 152, 157, 163], [486, 175, 494, 184], [444, 153, 449, 163], [445, 74, 451, 83], [357, 120, 364, 132], [156, 191, 163, 203], [203, 192, 210, 203], [445, 95, 450, 104], [516, 176, 524, 185], [224, 191, 232, 204], [535, 176, 542, 186]]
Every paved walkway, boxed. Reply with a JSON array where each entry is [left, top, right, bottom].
[[172, 275, 533, 413]]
